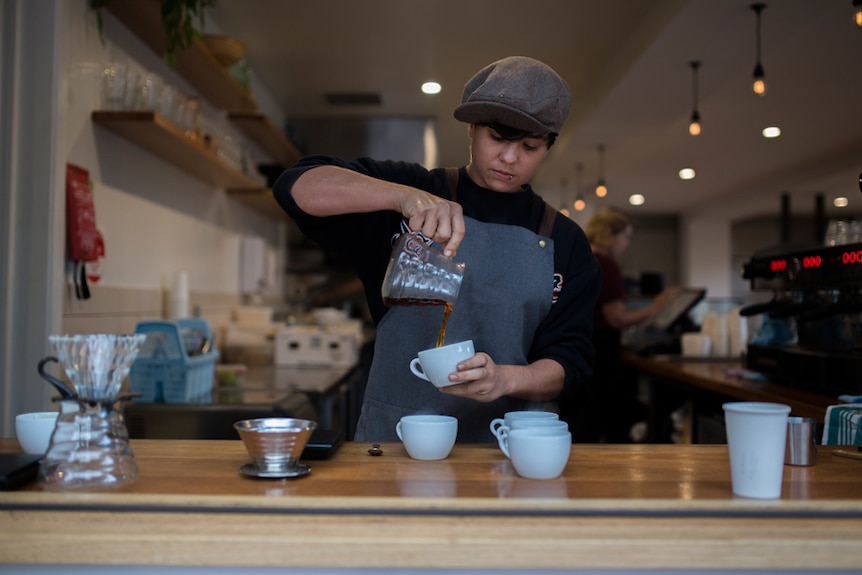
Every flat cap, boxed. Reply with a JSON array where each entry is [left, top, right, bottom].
[[453, 56, 571, 135]]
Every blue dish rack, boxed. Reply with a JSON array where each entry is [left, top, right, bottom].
[[129, 318, 220, 403]]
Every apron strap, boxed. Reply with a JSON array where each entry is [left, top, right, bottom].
[[444, 166, 557, 238], [445, 167, 459, 200], [539, 204, 557, 237]]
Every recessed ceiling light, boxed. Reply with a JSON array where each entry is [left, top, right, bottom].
[[629, 194, 645, 206], [834, 196, 849, 208], [421, 82, 441, 95], [762, 126, 781, 138], [679, 168, 696, 180]]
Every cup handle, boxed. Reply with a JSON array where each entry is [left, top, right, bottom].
[[395, 421, 403, 441], [409, 358, 430, 381], [489, 418, 504, 436], [498, 434, 511, 459]]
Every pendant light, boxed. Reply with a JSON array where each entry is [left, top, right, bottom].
[[574, 195, 586, 212], [574, 162, 586, 212], [688, 61, 702, 136], [595, 145, 608, 198], [559, 178, 570, 218], [854, 0, 862, 28], [751, 3, 767, 96]]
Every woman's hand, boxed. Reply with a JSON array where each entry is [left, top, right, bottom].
[[400, 190, 466, 257], [438, 356, 564, 404], [438, 352, 507, 402]]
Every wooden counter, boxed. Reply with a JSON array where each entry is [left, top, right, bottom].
[[2, 438, 862, 571], [621, 351, 837, 420], [621, 352, 840, 443]]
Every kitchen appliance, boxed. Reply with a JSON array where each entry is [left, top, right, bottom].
[[741, 241, 862, 395]]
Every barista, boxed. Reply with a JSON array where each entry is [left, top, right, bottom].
[[273, 56, 600, 442]]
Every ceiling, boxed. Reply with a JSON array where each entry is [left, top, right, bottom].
[[208, 0, 862, 220]]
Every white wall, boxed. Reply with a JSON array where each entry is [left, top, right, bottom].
[[0, 0, 289, 435]]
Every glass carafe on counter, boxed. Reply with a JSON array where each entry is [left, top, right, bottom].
[[37, 333, 145, 490]]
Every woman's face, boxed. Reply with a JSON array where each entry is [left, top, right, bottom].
[[609, 224, 633, 258], [465, 124, 549, 192]]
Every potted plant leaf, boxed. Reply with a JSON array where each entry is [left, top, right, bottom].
[[91, 0, 218, 67]]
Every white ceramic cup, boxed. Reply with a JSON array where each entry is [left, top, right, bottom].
[[681, 332, 712, 357], [489, 410, 559, 441], [15, 412, 59, 454], [409, 340, 474, 388], [723, 402, 791, 498], [396, 414, 458, 460], [498, 427, 572, 480]]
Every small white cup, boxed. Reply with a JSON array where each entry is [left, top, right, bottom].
[[681, 332, 712, 357], [489, 410, 559, 441], [396, 414, 458, 460], [498, 427, 572, 480], [723, 402, 791, 498], [409, 340, 474, 388], [15, 412, 59, 454]]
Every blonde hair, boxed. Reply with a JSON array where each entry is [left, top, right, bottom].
[[585, 206, 632, 249]]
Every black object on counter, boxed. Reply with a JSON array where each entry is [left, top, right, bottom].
[[0, 453, 42, 490]]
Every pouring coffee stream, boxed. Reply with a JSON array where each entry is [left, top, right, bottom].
[[381, 232, 465, 348]]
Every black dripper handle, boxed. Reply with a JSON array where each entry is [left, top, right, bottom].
[[37, 356, 77, 400]]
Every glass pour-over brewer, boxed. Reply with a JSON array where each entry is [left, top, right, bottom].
[[37, 333, 145, 490]]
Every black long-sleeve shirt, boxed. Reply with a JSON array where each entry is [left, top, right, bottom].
[[273, 155, 600, 400]]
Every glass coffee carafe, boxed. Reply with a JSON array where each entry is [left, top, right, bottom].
[[37, 333, 145, 490]]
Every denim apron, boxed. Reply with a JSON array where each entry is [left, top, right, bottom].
[[354, 213, 556, 442]]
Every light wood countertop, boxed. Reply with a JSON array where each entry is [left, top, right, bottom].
[[2, 439, 862, 570]]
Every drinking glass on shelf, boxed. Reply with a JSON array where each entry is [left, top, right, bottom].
[[101, 62, 128, 111], [138, 72, 163, 111], [123, 68, 141, 110], [848, 220, 861, 244], [159, 84, 178, 122], [179, 97, 200, 140], [824, 220, 848, 246]]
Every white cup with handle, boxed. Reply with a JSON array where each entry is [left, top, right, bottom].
[[15, 412, 59, 454], [409, 340, 474, 388], [498, 427, 572, 480], [489, 410, 559, 441], [396, 414, 458, 460]]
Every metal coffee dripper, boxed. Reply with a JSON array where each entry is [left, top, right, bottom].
[[37, 333, 145, 490]]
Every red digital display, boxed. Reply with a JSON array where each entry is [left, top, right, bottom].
[[770, 259, 787, 272], [802, 255, 821, 269], [842, 249, 862, 265]]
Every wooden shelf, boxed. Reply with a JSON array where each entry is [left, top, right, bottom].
[[92, 111, 259, 188], [226, 188, 289, 221], [106, 0, 256, 112], [228, 113, 302, 166]]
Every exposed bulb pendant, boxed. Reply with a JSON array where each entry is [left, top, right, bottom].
[[574, 162, 585, 211], [595, 145, 608, 198], [854, 0, 862, 28], [574, 194, 586, 212], [559, 177, 570, 218], [751, 3, 767, 96], [688, 61, 702, 136]]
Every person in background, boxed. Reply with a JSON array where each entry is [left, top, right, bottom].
[[273, 56, 601, 442], [562, 206, 680, 443]]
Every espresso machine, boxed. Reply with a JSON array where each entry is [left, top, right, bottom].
[[741, 240, 862, 396]]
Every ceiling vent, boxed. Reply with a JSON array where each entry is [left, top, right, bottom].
[[324, 92, 382, 106]]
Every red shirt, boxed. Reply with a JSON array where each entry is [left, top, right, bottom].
[[592, 250, 625, 332]]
